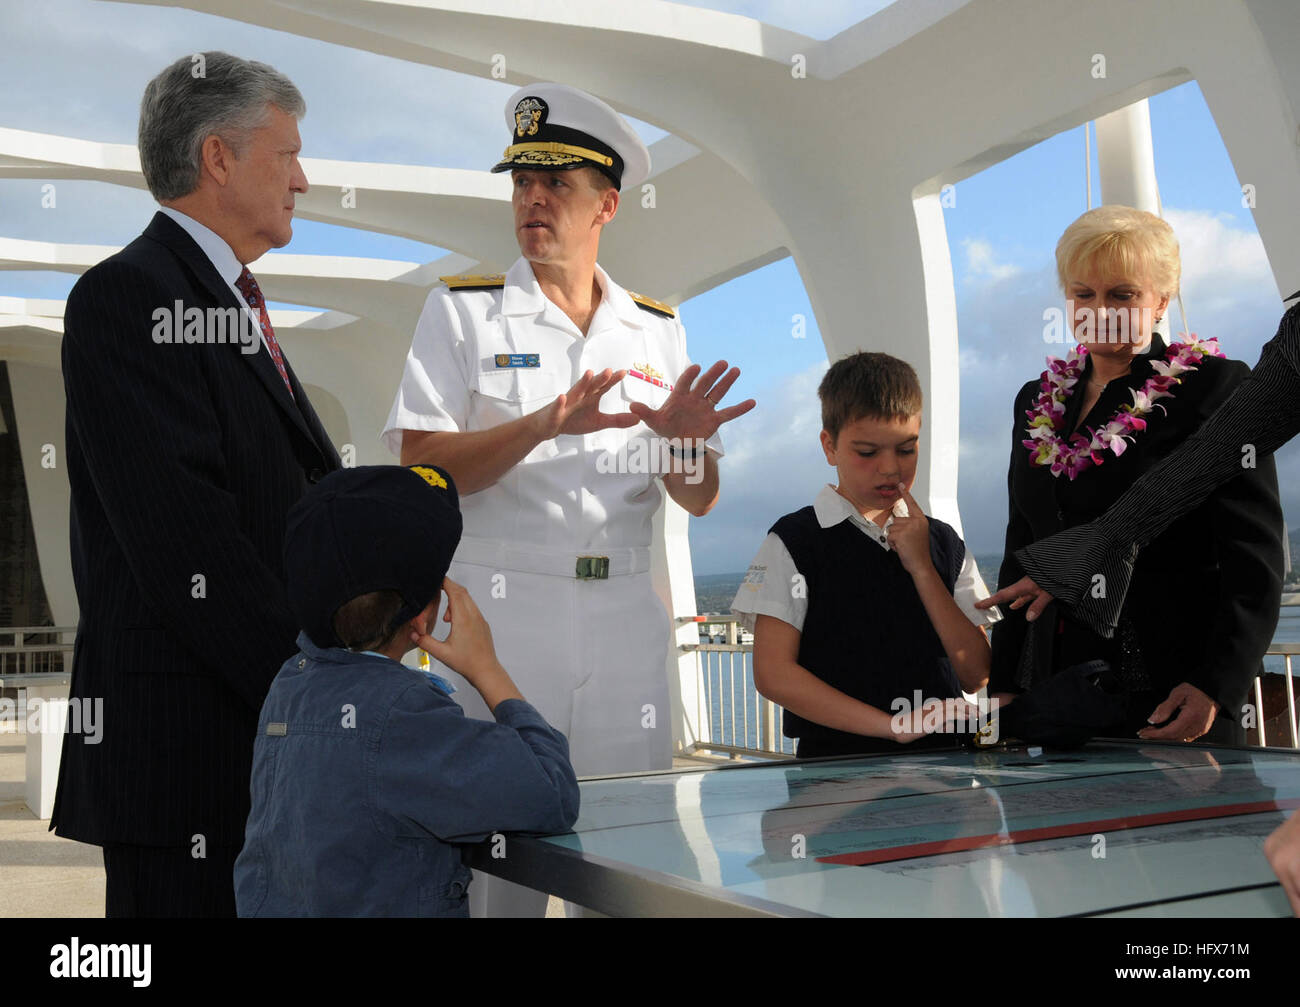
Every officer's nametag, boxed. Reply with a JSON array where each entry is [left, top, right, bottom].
[[494, 353, 540, 368]]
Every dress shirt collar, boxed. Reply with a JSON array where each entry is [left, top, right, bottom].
[[157, 205, 244, 287], [812, 483, 906, 549], [296, 632, 455, 693], [500, 256, 544, 316], [594, 262, 646, 329], [297, 630, 380, 665], [500, 256, 644, 330]]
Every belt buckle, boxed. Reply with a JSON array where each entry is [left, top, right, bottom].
[[575, 555, 609, 580]]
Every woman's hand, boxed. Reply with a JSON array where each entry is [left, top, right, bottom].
[[977, 574, 1055, 622], [1137, 682, 1218, 742]]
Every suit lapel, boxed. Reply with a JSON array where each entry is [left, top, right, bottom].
[[143, 211, 322, 453]]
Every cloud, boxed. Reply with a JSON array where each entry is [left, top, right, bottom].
[[1162, 206, 1276, 343], [687, 358, 829, 573], [961, 237, 1020, 284]]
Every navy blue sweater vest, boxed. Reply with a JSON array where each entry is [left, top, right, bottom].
[[770, 506, 966, 755]]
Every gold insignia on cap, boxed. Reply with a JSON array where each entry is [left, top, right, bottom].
[[410, 465, 448, 490], [514, 96, 546, 138], [501, 141, 613, 168]]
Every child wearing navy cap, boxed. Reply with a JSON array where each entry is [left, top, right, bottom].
[[234, 464, 578, 917]]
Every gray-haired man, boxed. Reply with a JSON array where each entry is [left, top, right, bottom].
[[52, 52, 339, 916]]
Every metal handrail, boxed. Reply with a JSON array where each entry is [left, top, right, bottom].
[[683, 611, 1300, 757], [0, 626, 75, 677]]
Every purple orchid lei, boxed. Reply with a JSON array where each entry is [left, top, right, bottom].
[[1023, 334, 1224, 480]]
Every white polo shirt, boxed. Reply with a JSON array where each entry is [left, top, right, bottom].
[[731, 483, 1003, 633]]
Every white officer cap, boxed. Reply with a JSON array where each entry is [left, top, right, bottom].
[[491, 82, 652, 191]]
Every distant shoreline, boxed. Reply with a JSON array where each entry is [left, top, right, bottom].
[[694, 557, 1300, 645]]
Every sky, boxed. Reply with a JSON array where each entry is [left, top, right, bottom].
[[1, 0, 1295, 577]]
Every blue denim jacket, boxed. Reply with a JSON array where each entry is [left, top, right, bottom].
[[234, 632, 579, 917]]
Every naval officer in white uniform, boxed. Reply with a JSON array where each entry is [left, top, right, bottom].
[[383, 83, 754, 914]]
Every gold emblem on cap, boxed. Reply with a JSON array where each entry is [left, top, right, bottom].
[[410, 465, 448, 490], [514, 96, 545, 138], [502, 141, 613, 168]]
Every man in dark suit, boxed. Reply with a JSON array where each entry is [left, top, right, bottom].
[[52, 52, 340, 917]]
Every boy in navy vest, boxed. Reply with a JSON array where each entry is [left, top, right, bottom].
[[234, 464, 578, 916], [732, 352, 1002, 757]]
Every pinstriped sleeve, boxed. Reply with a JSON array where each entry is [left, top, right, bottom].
[[1017, 301, 1300, 638]]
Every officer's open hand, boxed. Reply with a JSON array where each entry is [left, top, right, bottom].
[[630, 361, 756, 442], [977, 574, 1055, 622], [534, 368, 639, 439]]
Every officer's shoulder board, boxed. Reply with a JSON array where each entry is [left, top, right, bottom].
[[627, 291, 676, 319], [440, 273, 506, 292]]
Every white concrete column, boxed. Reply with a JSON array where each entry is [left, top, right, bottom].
[[8, 362, 75, 628], [1096, 100, 1162, 214]]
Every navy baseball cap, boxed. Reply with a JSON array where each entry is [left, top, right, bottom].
[[283, 464, 462, 649]]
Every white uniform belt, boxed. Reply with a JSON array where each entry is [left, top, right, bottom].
[[453, 536, 651, 579]]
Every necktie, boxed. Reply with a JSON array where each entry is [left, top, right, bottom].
[[234, 267, 295, 400]]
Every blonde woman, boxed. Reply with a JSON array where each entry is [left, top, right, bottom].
[[989, 206, 1285, 744]]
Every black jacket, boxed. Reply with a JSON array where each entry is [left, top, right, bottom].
[[990, 332, 1284, 720], [52, 211, 341, 846]]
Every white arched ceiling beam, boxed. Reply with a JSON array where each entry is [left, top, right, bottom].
[[0, 127, 784, 307], [0, 312, 63, 368], [0, 236, 428, 327], [71, 0, 1300, 525]]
